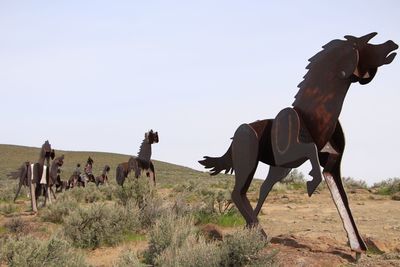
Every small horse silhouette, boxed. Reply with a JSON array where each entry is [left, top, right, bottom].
[[116, 130, 159, 186], [199, 33, 398, 257], [95, 165, 111, 186]]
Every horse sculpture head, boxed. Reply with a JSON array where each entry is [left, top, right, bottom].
[[345, 32, 398, 84], [54, 155, 64, 166], [145, 130, 159, 144], [42, 140, 54, 160], [104, 165, 110, 173], [87, 156, 94, 166], [296, 32, 398, 96]]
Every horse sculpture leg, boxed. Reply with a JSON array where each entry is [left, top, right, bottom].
[[28, 165, 38, 213], [150, 161, 156, 186], [320, 122, 367, 258], [14, 180, 23, 203], [271, 108, 323, 196], [14, 163, 28, 202], [254, 166, 291, 216], [231, 124, 260, 227]]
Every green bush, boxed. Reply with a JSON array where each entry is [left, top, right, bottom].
[[41, 195, 78, 224], [373, 178, 400, 196], [115, 179, 152, 208], [194, 208, 245, 227], [0, 235, 86, 267], [63, 203, 140, 249]]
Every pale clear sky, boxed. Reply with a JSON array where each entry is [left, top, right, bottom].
[[0, 1, 399, 185]]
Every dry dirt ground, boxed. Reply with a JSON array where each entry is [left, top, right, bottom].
[[255, 189, 400, 266]]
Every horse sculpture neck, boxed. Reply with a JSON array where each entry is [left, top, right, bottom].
[[291, 39, 356, 150], [292, 80, 351, 150], [38, 147, 47, 167], [138, 138, 152, 162]]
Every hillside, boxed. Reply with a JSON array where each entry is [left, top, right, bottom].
[[0, 144, 222, 186]]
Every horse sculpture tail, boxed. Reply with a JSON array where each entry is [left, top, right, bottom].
[[198, 144, 233, 176], [7, 163, 28, 180]]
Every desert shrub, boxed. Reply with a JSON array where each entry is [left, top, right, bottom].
[[173, 180, 197, 193], [278, 169, 306, 191], [0, 182, 25, 202], [0, 235, 86, 267], [115, 179, 152, 207], [115, 179, 164, 229], [138, 194, 164, 229], [99, 184, 115, 200], [373, 178, 400, 196], [84, 187, 105, 203], [155, 235, 222, 267], [144, 214, 195, 265], [147, 217, 275, 267], [5, 217, 27, 234], [343, 177, 368, 189], [281, 169, 306, 184], [41, 195, 78, 224], [0, 203, 17, 215], [65, 184, 104, 203], [66, 187, 87, 203], [63, 203, 140, 248], [114, 249, 144, 267], [220, 227, 274, 267]]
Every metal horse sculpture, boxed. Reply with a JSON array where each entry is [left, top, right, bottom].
[[11, 141, 55, 212], [49, 154, 64, 198], [116, 130, 159, 186], [83, 156, 95, 184], [199, 33, 398, 258], [95, 165, 111, 186]]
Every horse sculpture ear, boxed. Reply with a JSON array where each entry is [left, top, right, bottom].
[[338, 44, 359, 79]]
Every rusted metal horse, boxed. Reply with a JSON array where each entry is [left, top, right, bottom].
[[49, 154, 64, 198], [95, 165, 110, 186], [116, 130, 159, 186], [199, 33, 398, 258], [83, 156, 95, 184], [11, 140, 55, 212]]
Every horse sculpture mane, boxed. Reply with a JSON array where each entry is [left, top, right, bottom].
[[116, 130, 159, 186], [138, 130, 159, 161]]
